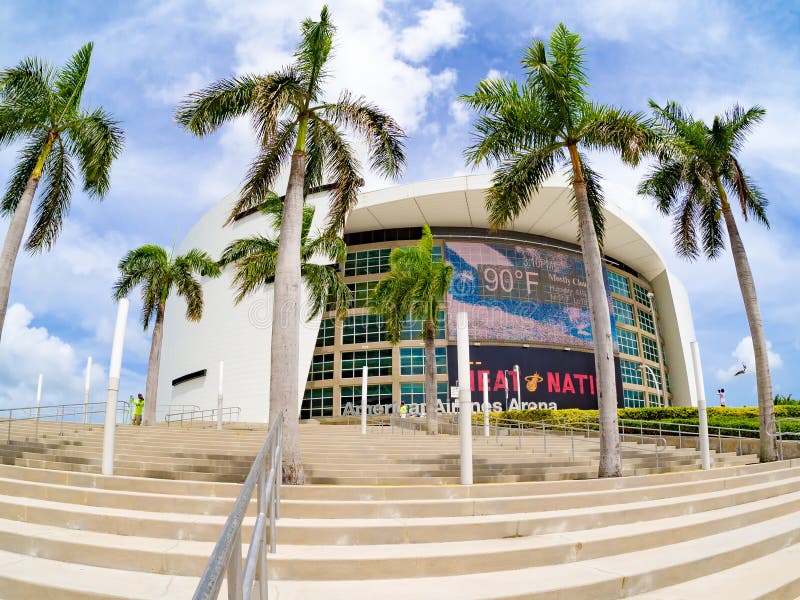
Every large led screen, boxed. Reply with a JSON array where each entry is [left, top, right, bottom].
[[445, 240, 615, 348]]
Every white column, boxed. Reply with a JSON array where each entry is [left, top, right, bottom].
[[83, 357, 92, 424], [456, 312, 473, 485], [102, 299, 129, 476], [35, 374, 43, 420], [360, 365, 368, 435], [690, 340, 711, 470], [217, 361, 224, 431], [482, 371, 490, 438]]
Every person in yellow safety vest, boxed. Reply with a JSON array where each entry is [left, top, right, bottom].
[[131, 393, 145, 426], [399, 401, 408, 419]]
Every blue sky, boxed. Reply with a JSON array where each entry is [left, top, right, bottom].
[[0, 0, 798, 408]]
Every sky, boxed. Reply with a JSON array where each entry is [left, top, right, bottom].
[[0, 0, 798, 409]]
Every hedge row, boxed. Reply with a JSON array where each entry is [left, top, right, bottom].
[[479, 406, 800, 438]]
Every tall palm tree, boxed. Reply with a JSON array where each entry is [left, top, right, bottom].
[[113, 245, 221, 426], [218, 193, 351, 318], [459, 24, 650, 477], [0, 42, 124, 340], [370, 225, 453, 434], [639, 101, 777, 462], [175, 6, 405, 483]]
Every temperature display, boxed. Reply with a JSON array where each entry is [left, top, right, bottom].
[[478, 264, 588, 307]]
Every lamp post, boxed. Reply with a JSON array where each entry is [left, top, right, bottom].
[[217, 361, 224, 431], [360, 365, 368, 435], [640, 364, 663, 407], [482, 372, 490, 438], [647, 292, 668, 406], [83, 357, 92, 424]]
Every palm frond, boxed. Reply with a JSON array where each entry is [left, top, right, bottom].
[[250, 68, 305, 146], [172, 265, 204, 321], [220, 236, 279, 303], [231, 118, 297, 224], [565, 154, 606, 246], [54, 42, 92, 117], [65, 107, 124, 197], [25, 138, 74, 252], [322, 91, 406, 179], [579, 103, 651, 166], [724, 155, 769, 227], [0, 56, 54, 120], [672, 191, 699, 259], [294, 5, 335, 98], [0, 104, 39, 147], [638, 159, 684, 216], [113, 245, 169, 302], [1, 131, 47, 214], [302, 262, 349, 320], [485, 146, 559, 230], [699, 194, 724, 259], [313, 116, 361, 234], [175, 75, 259, 135], [175, 248, 220, 278], [722, 104, 765, 154]]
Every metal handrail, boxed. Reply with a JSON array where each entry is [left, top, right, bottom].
[[0, 400, 130, 441], [156, 403, 201, 420], [776, 418, 800, 460], [165, 406, 241, 426], [388, 414, 668, 467], [193, 416, 282, 600]]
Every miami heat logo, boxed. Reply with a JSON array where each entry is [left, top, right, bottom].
[[525, 372, 544, 392]]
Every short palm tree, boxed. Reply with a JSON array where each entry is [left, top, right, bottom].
[[370, 225, 453, 434], [219, 194, 351, 318], [459, 24, 650, 477], [0, 42, 124, 340], [176, 6, 405, 483], [113, 245, 221, 426], [639, 101, 777, 461]]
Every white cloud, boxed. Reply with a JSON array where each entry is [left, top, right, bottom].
[[449, 99, 469, 125], [485, 69, 508, 80], [397, 0, 467, 62], [0, 304, 107, 408], [715, 336, 783, 382], [146, 70, 212, 105]]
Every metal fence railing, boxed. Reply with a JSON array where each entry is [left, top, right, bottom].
[[0, 400, 130, 441], [193, 416, 282, 600], [164, 406, 241, 427]]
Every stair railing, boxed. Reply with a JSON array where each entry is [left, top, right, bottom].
[[164, 406, 241, 426], [775, 418, 800, 461], [193, 416, 282, 600], [0, 400, 129, 442]]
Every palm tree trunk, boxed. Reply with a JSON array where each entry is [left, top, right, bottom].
[[424, 319, 438, 435], [718, 187, 777, 462], [0, 137, 53, 341], [143, 302, 165, 426], [568, 145, 622, 477], [268, 150, 306, 484]]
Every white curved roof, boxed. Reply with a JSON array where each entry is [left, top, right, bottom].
[[346, 173, 668, 281]]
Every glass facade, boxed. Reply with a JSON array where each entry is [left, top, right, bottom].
[[341, 350, 392, 378], [399, 347, 447, 375], [342, 314, 386, 345], [300, 388, 333, 419], [305, 231, 671, 414]]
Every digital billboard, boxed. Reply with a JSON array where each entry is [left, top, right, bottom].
[[445, 240, 616, 348], [445, 345, 624, 412]]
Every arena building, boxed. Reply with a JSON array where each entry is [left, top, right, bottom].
[[157, 174, 700, 422]]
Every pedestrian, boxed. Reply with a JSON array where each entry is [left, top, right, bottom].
[[132, 393, 145, 426], [399, 401, 408, 419]]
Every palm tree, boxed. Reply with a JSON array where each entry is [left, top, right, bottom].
[[113, 245, 221, 426], [219, 193, 351, 318], [459, 24, 650, 477], [0, 43, 124, 340], [370, 225, 453, 434], [175, 6, 405, 483], [639, 101, 777, 462]]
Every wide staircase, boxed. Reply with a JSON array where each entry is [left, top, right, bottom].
[[300, 421, 756, 483], [0, 419, 798, 597]]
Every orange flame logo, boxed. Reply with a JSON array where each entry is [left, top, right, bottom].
[[525, 372, 544, 392]]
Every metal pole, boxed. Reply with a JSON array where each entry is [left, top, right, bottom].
[[83, 357, 92, 424], [482, 372, 490, 438], [102, 298, 129, 476], [35, 373, 43, 419], [217, 361, 224, 431], [690, 340, 711, 470], [456, 312, 473, 485], [361, 365, 368, 435]]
